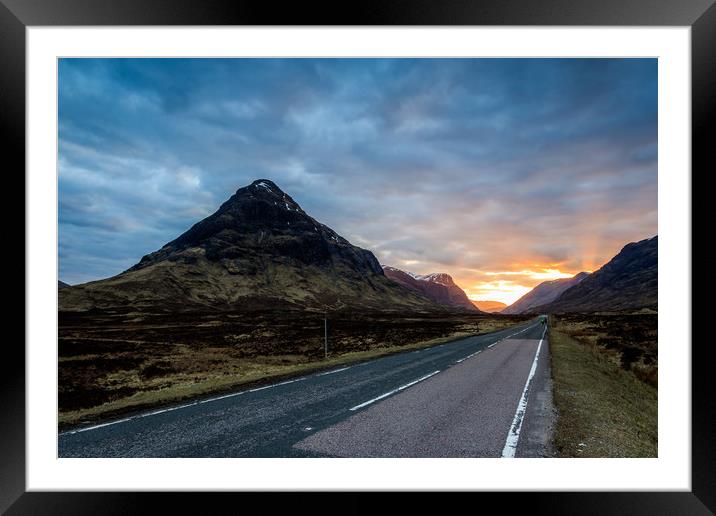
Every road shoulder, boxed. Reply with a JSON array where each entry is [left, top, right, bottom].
[[515, 335, 557, 457]]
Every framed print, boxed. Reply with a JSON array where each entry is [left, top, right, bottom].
[[2, 0, 712, 513]]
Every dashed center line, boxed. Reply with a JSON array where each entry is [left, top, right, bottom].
[[349, 370, 441, 411], [61, 320, 542, 438], [455, 349, 483, 364], [453, 321, 540, 365]]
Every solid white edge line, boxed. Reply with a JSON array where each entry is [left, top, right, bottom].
[[500, 324, 547, 458], [349, 370, 441, 411], [317, 366, 351, 376], [60, 377, 307, 436], [61, 320, 540, 436], [248, 377, 305, 392]]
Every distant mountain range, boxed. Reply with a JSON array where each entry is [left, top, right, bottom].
[[382, 266, 479, 312], [58, 180, 448, 313], [58, 280, 70, 289], [470, 300, 506, 313], [536, 236, 657, 313], [57, 180, 658, 316], [501, 272, 590, 314]]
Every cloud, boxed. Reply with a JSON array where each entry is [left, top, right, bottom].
[[58, 58, 657, 301]]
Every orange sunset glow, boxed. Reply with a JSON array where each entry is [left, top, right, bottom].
[[58, 59, 657, 308], [462, 269, 577, 305], [461, 269, 576, 305], [390, 250, 612, 307], [383, 228, 646, 307]]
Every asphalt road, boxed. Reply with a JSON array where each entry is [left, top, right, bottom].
[[59, 316, 551, 458]]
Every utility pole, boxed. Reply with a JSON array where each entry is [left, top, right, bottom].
[[324, 311, 328, 359]]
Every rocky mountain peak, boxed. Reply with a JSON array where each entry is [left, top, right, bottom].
[[381, 265, 479, 312], [59, 179, 452, 313], [420, 273, 456, 287], [127, 179, 359, 273], [239, 179, 304, 212]]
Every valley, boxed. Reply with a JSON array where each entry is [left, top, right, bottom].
[[59, 308, 531, 428], [56, 179, 659, 458]]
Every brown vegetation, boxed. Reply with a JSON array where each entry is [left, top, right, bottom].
[[551, 312, 657, 386], [59, 309, 531, 428], [549, 312, 657, 457]]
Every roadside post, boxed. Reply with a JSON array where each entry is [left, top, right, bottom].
[[324, 311, 328, 359]]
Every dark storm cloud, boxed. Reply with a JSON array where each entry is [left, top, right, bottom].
[[58, 58, 657, 300]]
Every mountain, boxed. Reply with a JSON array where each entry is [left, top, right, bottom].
[[471, 300, 506, 313], [382, 266, 480, 312], [501, 272, 590, 314], [58, 179, 445, 313], [58, 280, 70, 289], [535, 236, 657, 313]]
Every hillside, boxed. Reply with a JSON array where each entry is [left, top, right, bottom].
[[382, 266, 479, 312], [502, 272, 590, 314], [536, 236, 657, 313], [58, 180, 445, 313]]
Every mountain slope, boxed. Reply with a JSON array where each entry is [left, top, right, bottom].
[[501, 272, 590, 314], [536, 236, 657, 313], [58, 280, 70, 289], [471, 300, 506, 313], [382, 266, 479, 312], [58, 180, 444, 313]]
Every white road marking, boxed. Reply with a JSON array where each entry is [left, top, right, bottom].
[[349, 370, 441, 411], [456, 349, 483, 363], [317, 366, 351, 376], [198, 392, 243, 403], [62, 417, 135, 435], [456, 322, 541, 363], [501, 325, 547, 458], [61, 399, 205, 436], [60, 377, 306, 436], [61, 321, 541, 437], [482, 322, 537, 353], [248, 377, 305, 392]]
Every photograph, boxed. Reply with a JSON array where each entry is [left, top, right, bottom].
[[56, 57, 658, 459]]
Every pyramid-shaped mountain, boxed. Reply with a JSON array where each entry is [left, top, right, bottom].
[[58, 180, 444, 313]]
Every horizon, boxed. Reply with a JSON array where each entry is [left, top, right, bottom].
[[59, 58, 657, 305]]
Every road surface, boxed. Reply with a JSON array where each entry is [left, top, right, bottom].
[[59, 316, 553, 457]]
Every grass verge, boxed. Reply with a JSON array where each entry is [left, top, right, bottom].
[[550, 323, 657, 457]]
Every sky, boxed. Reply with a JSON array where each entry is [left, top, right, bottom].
[[58, 58, 657, 305]]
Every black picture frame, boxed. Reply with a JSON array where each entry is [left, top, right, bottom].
[[2, 0, 711, 513]]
